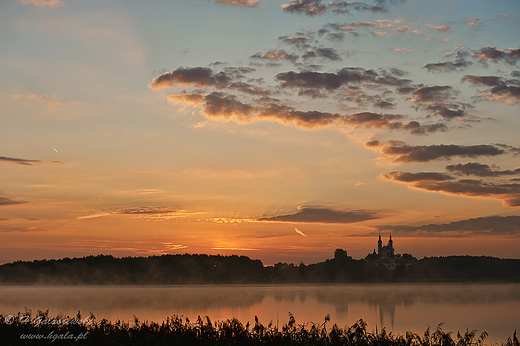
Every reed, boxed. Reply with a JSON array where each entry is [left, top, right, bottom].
[[1, 309, 518, 346]]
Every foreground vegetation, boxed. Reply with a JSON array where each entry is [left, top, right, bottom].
[[1, 250, 520, 284], [1, 308, 519, 346]]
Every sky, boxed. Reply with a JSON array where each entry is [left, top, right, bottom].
[[1, 0, 519, 265]]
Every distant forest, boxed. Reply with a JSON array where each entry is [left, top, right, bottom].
[[1, 250, 519, 285]]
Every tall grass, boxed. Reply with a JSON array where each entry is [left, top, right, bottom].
[[1, 308, 518, 346]]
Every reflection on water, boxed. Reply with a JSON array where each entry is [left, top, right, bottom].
[[0, 284, 519, 343]]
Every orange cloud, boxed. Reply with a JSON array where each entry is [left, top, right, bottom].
[[17, 0, 63, 8], [211, 0, 259, 7], [426, 24, 452, 31]]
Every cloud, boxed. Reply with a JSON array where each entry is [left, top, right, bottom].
[[370, 141, 515, 163], [229, 82, 271, 96], [410, 85, 458, 102], [0, 156, 42, 166], [379, 215, 520, 237], [382, 172, 520, 207], [170, 91, 447, 134], [446, 162, 520, 177], [281, 0, 329, 15], [251, 49, 299, 63], [342, 89, 396, 109], [258, 206, 378, 223], [393, 48, 413, 52], [487, 85, 520, 103], [280, 0, 404, 16], [462, 75, 520, 104], [278, 35, 309, 47], [294, 227, 308, 237], [113, 207, 180, 215], [462, 75, 504, 87], [302, 48, 342, 61], [471, 46, 520, 65], [426, 24, 452, 32], [167, 92, 205, 106], [424, 61, 473, 73], [275, 68, 411, 90], [493, 14, 507, 20], [210, 0, 260, 7], [425, 102, 469, 120], [464, 18, 482, 27], [17, 0, 63, 8], [381, 172, 454, 182], [149, 67, 232, 90], [0, 196, 27, 206], [77, 207, 182, 220], [402, 85, 471, 119]]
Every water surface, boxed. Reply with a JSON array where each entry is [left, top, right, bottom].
[[1, 284, 518, 343]]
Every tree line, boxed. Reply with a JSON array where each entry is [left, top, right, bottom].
[[0, 250, 519, 285]]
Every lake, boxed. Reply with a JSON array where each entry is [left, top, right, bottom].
[[1, 283, 519, 343]]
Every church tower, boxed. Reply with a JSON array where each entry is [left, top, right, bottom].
[[378, 233, 382, 253]]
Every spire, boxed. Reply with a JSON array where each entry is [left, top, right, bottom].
[[377, 232, 382, 253]]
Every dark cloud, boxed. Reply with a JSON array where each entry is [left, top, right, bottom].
[[344, 112, 402, 129], [446, 162, 520, 177], [169, 91, 443, 135], [229, 82, 271, 96], [387, 68, 406, 77], [326, 32, 347, 41], [302, 48, 342, 61], [489, 85, 520, 102], [381, 171, 454, 182], [394, 177, 520, 207], [0, 196, 27, 206], [374, 100, 396, 109], [424, 61, 473, 73], [281, 0, 329, 15], [365, 139, 381, 147], [0, 156, 42, 166], [405, 122, 448, 135], [149, 67, 231, 90], [411, 85, 458, 102], [372, 141, 514, 163], [382, 164, 520, 207], [280, 0, 403, 16], [425, 103, 469, 119], [379, 215, 520, 237], [341, 88, 396, 109], [462, 75, 520, 104], [404, 86, 471, 119], [462, 75, 504, 87], [114, 207, 180, 215], [223, 66, 256, 75], [472, 46, 520, 65], [298, 89, 327, 98], [276, 68, 410, 90], [258, 206, 378, 223]]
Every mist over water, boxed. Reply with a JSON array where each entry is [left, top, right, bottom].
[[1, 284, 518, 343]]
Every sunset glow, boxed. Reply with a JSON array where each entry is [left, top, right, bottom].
[[1, 0, 519, 265]]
